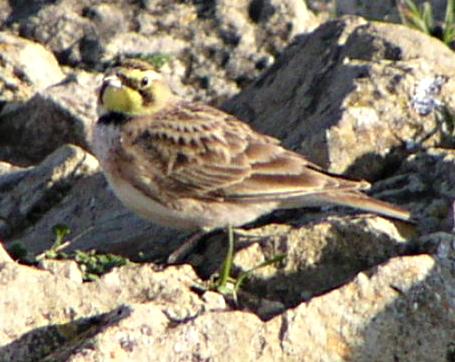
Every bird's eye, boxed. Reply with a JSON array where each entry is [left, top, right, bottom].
[[140, 76, 150, 88]]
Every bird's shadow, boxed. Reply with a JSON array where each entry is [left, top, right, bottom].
[[184, 209, 421, 317]]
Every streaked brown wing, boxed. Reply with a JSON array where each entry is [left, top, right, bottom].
[[220, 145, 369, 201], [118, 101, 367, 202]]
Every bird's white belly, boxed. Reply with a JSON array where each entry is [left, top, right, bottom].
[[105, 171, 279, 231], [105, 173, 200, 229]]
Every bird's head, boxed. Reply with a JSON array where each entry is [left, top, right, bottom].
[[98, 59, 173, 116]]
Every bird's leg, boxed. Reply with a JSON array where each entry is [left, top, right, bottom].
[[167, 226, 277, 265], [167, 229, 209, 264], [167, 225, 240, 265], [232, 228, 281, 239]]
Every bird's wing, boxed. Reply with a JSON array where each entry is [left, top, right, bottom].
[[117, 101, 367, 202]]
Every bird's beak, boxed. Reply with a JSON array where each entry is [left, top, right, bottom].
[[102, 75, 123, 89], [99, 75, 123, 106]]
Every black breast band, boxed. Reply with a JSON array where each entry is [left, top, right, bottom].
[[97, 112, 131, 126]]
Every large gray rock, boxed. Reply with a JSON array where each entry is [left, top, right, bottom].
[[0, 71, 99, 164], [223, 17, 455, 179], [279, 254, 454, 362], [0, 145, 98, 242]]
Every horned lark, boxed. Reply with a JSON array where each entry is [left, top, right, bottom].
[[93, 59, 410, 256]]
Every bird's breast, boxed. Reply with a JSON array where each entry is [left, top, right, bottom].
[[92, 123, 123, 170]]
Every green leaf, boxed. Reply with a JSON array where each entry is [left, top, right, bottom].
[[51, 224, 71, 249], [422, 2, 434, 31], [398, 0, 433, 34], [74, 250, 130, 281], [443, 0, 455, 44], [234, 254, 287, 293], [444, 0, 455, 25], [137, 53, 172, 69]]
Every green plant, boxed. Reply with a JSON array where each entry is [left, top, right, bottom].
[[213, 226, 286, 302], [398, 0, 455, 48], [35, 224, 131, 281], [215, 251, 286, 302], [128, 53, 172, 69], [36, 224, 72, 261], [6, 225, 72, 264], [74, 250, 130, 281], [142, 53, 172, 69]]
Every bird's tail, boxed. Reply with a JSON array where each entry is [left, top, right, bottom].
[[314, 191, 412, 222]]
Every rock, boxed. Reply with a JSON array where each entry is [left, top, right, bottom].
[[38, 259, 84, 284], [336, 0, 449, 24], [79, 4, 128, 67], [56, 306, 272, 362], [0, 243, 13, 263], [0, 70, 100, 164], [0, 262, 203, 361], [0, 145, 99, 244], [14, 2, 94, 67], [279, 255, 454, 361], [1, 253, 451, 361], [223, 17, 455, 179], [0, 32, 64, 110], [418, 232, 455, 305], [379, 147, 455, 234], [4, 0, 318, 103]]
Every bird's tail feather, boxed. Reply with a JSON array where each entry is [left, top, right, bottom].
[[315, 192, 411, 222], [281, 192, 412, 222]]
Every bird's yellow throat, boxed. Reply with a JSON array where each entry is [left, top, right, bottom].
[[101, 85, 144, 116], [100, 76, 173, 116]]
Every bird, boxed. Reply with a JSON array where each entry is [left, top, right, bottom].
[[92, 59, 411, 261]]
